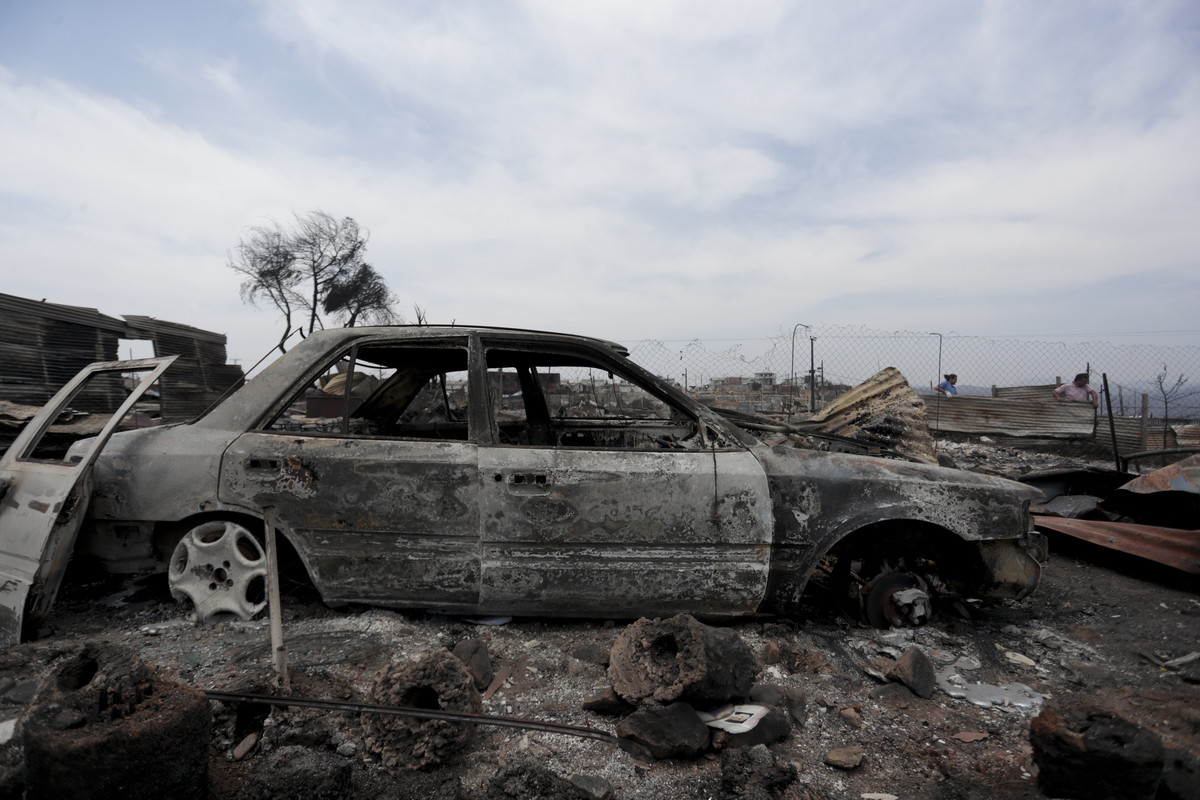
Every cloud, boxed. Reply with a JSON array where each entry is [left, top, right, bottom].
[[1, 1, 1198, 370]]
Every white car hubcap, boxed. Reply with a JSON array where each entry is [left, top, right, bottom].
[[168, 521, 268, 621]]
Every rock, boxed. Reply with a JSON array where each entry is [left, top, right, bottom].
[[3, 681, 37, 705], [824, 745, 864, 770], [452, 639, 493, 690], [762, 642, 783, 664], [710, 707, 792, 749], [720, 743, 797, 798], [1160, 747, 1200, 800], [884, 646, 935, 698], [363, 649, 483, 770], [335, 741, 357, 758], [0, 678, 13, 696], [838, 706, 862, 727], [615, 702, 710, 760], [581, 687, 635, 717], [608, 615, 758, 707], [748, 683, 807, 726], [568, 772, 614, 800], [238, 745, 351, 800], [571, 643, 611, 667], [485, 753, 576, 800], [1030, 706, 1164, 800], [232, 731, 259, 761]]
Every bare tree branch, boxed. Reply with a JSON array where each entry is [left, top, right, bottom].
[[229, 211, 402, 350]]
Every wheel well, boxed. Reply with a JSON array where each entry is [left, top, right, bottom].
[[152, 513, 313, 593], [825, 519, 987, 593]]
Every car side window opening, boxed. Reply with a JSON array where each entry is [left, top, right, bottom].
[[483, 347, 708, 450], [264, 343, 471, 441]]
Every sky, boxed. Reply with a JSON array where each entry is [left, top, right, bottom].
[[2, 0, 1199, 371]]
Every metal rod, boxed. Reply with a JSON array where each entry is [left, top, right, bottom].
[[1102, 373, 1120, 472], [262, 507, 288, 689], [203, 690, 618, 744], [789, 323, 810, 422]]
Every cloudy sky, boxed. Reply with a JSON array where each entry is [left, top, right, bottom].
[[2, 0, 1198, 369]]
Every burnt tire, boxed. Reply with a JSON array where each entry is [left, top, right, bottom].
[[22, 650, 211, 800], [362, 649, 482, 770]]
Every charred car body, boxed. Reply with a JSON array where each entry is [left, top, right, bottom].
[[46, 326, 1043, 628]]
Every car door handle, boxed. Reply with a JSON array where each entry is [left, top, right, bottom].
[[244, 459, 282, 471], [496, 472, 553, 496]]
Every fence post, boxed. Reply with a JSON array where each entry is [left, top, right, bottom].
[[1140, 394, 1149, 450]]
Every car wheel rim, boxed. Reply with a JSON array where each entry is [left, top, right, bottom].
[[168, 520, 268, 622]]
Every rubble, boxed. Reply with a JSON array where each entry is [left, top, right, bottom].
[[607, 615, 758, 707], [362, 650, 483, 770]]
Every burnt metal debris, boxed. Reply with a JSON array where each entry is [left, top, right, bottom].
[[4, 326, 1045, 636], [1031, 453, 1200, 574]]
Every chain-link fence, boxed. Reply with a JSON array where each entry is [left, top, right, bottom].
[[625, 325, 1200, 426]]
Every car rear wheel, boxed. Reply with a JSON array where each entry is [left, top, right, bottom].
[[168, 520, 268, 622]]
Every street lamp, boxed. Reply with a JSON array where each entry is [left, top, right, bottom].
[[789, 324, 815, 421]]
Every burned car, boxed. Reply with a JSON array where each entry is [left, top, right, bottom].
[[18, 326, 1042, 632]]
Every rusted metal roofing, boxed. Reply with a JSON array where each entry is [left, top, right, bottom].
[[919, 394, 1096, 438], [1033, 516, 1200, 574], [1119, 453, 1200, 496]]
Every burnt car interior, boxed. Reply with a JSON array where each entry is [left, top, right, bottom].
[[482, 346, 706, 450], [263, 339, 716, 451]]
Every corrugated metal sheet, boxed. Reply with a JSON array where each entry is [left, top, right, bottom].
[[0, 296, 126, 413], [809, 367, 936, 463], [123, 316, 245, 420], [1093, 416, 1156, 455], [0, 295, 245, 423], [0, 293, 132, 334], [1033, 516, 1200, 574], [1119, 453, 1200, 496], [994, 384, 1059, 402], [919, 394, 1097, 438]]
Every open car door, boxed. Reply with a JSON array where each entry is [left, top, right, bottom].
[[0, 356, 176, 644]]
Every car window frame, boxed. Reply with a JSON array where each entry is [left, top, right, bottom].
[[253, 334, 476, 442]]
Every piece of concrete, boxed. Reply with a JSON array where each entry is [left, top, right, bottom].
[[608, 615, 758, 707], [615, 702, 710, 760], [452, 638, 493, 691], [581, 687, 635, 717], [568, 772, 614, 800], [884, 646, 935, 698], [363, 649, 483, 770], [824, 745, 865, 770]]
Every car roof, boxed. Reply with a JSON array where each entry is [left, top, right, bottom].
[[302, 325, 631, 357]]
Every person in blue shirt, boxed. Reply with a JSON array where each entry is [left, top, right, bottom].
[[935, 374, 958, 396]]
